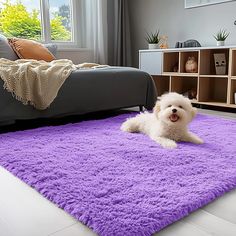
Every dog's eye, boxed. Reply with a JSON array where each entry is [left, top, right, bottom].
[[168, 105, 172, 108], [179, 105, 183, 109]]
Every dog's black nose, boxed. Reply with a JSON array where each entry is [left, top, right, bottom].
[[172, 109, 177, 113]]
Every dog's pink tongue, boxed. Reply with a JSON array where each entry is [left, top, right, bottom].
[[170, 114, 179, 122]]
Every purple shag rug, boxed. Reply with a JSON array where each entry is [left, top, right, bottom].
[[0, 113, 236, 236]]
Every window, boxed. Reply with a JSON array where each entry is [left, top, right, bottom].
[[0, 0, 78, 46]]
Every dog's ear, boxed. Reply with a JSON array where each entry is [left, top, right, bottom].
[[192, 107, 197, 118], [153, 101, 161, 118]]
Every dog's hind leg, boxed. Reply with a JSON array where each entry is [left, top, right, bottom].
[[120, 117, 141, 133]]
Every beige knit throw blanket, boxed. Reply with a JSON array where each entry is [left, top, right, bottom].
[[0, 58, 76, 110]]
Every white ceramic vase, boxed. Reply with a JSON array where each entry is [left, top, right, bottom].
[[148, 44, 159, 49], [217, 41, 225, 46]]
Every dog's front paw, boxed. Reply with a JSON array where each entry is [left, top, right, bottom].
[[152, 137, 177, 149], [161, 139, 177, 149], [184, 133, 204, 145]]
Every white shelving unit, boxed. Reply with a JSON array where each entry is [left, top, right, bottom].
[[139, 46, 236, 108]]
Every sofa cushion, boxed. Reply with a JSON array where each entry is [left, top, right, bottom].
[[8, 38, 55, 62], [0, 34, 19, 60], [44, 43, 58, 57]]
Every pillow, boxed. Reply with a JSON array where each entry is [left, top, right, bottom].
[[0, 34, 19, 60], [8, 38, 55, 62], [44, 43, 58, 57]]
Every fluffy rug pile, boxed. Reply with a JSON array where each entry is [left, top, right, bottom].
[[0, 113, 236, 236]]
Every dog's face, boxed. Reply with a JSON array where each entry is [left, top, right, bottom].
[[154, 92, 197, 126]]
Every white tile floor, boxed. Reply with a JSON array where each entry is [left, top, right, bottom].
[[0, 167, 96, 236], [0, 108, 235, 236]]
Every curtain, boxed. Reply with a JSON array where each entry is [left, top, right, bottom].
[[111, 0, 132, 66], [85, 0, 131, 66], [85, 0, 108, 64]]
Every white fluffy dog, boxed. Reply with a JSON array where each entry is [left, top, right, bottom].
[[121, 92, 203, 148]]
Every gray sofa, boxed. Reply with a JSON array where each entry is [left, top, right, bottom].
[[0, 34, 157, 125]]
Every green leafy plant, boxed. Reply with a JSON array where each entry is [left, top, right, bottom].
[[213, 29, 230, 41], [0, 0, 70, 41], [145, 30, 160, 44]]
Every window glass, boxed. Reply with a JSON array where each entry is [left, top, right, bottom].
[[49, 0, 72, 41]]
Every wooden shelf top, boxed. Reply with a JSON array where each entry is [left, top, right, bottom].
[[190, 99, 198, 103], [162, 73, 229, 78], [162, 72, 179, 75], [156, 98, 235, 108], [178, 73, 199, 77], [162, 72, 198, 77], [199, 75, 229, 78], [192, 101, 236, 108]]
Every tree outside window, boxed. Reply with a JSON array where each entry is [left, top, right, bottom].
[[0, 0, 72, 42]]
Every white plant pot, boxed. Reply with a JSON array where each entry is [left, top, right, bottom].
[[217, 41, 225, 46], [148, 44, 159, 49], [234, 92, 236, 104]]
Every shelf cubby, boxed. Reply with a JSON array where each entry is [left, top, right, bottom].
[[170, 76, 198, 99], [180, 51, 199, 73], [231, 49, 236, 76], [199, 77, 228, 103], [152, 76, 170, 96], [230, 79, 236, 105], [163, 52, 179, 73], [200, 49, 229, 76]]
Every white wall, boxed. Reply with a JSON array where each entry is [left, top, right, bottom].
[[129, 0, 236, 67]]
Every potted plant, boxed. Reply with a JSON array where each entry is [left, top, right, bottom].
[[146, 30, 160, 49], [213, 29, 230, 46]]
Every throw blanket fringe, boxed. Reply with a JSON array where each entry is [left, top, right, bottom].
[[0, 58, 76, 110]]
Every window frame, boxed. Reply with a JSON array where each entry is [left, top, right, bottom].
[[39, 0, 80, 49]]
